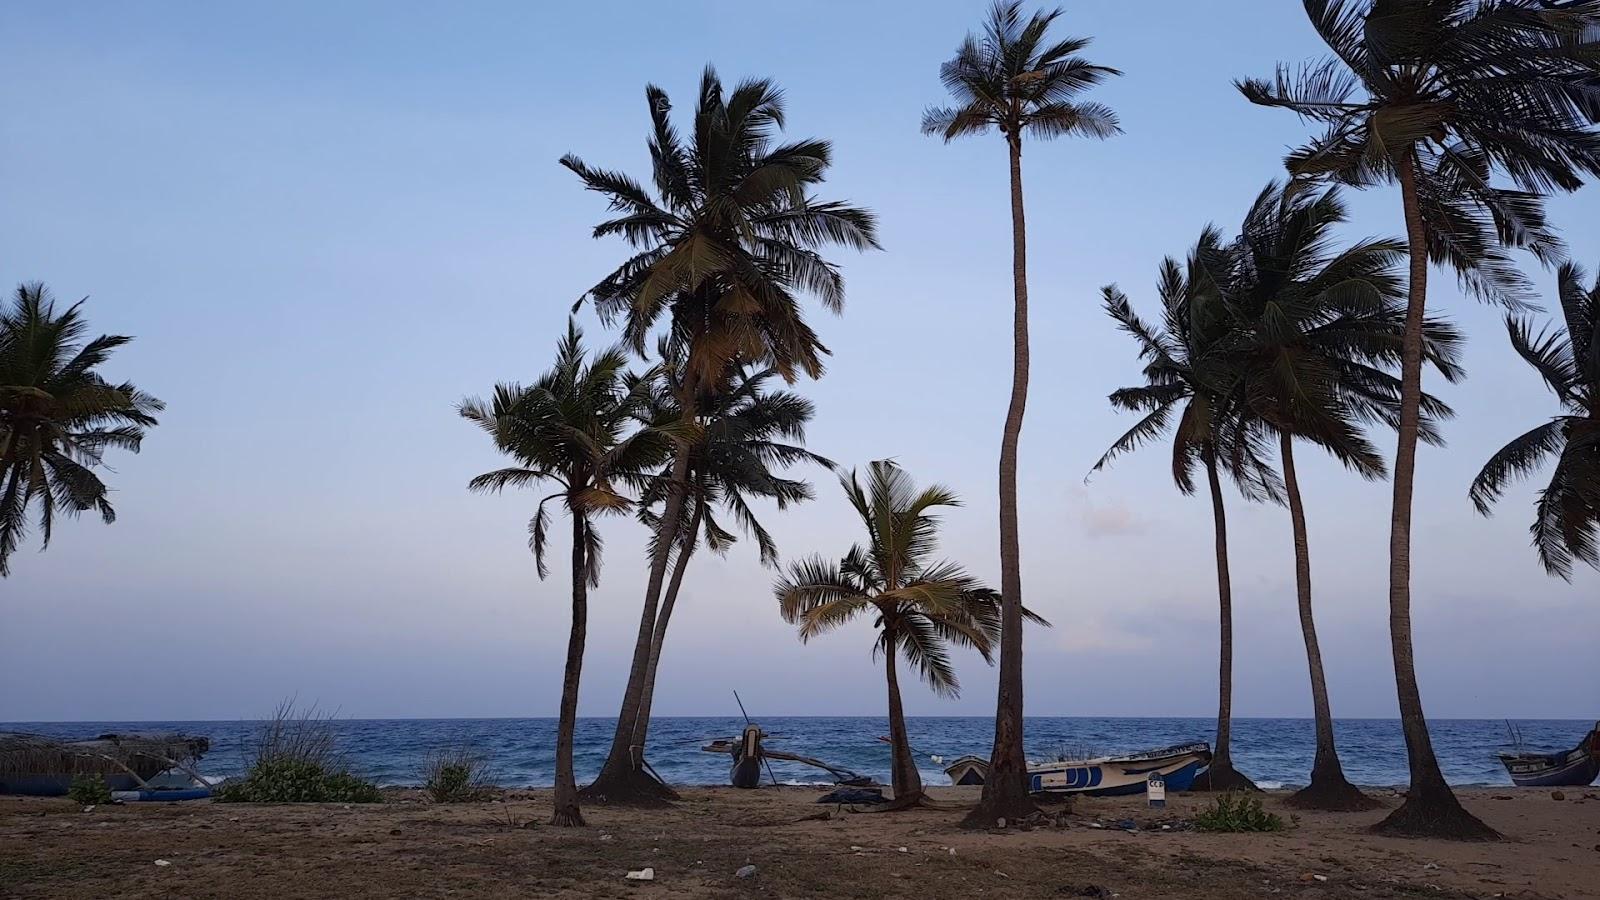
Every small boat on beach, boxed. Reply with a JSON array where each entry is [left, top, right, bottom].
[[1496, 722, 1600, 788], [943, 742, 1213, 796]]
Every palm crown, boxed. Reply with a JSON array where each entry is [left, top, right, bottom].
[[775, 461, 1011, 696], [1470, 262, 1600, 579], [0, 284, 162, 575], [562, 67, 879, 387], [458, 321, 672, 583], [1237, 0, 1600, 305], [921, 0, 1121, 144]]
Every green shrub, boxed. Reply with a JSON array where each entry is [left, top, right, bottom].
[[1193, 792, 1285, 833], [215, 757, 381, 804], [67, 774, 113, 805], [422, 748, 496, 803]]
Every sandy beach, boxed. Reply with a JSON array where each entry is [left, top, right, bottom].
[[4, 786, 1597, 899]]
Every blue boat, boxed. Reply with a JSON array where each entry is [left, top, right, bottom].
[[1497, 722, 1600, 788], [944, 742, 1212, 796]]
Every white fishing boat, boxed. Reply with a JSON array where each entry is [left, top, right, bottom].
[[943, 742, 1212, 796]]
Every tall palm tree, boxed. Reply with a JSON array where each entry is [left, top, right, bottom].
[[923, 0, 1121, 827], [1239, 0, 1600, 838], [1219, 181, 1464, 810], [628, 358, 832, 755], [1092, 230, 1283, 793], [563, 67, 878, 802], [776, 461, 1011, 808], [1470, 262, 1600, 579], [459, 321, 670, 827], [0, 283, 162, 576]]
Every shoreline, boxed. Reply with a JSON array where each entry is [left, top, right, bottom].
[[5, 785, 1597, 898]]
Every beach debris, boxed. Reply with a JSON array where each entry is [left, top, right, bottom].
[[153, 860, 171, 867], [1086, 821, 1105, 829], [1313, 875, 1329, 882], [1551, 791, 1565, 801], [81, 805, 95, 813], [995, 870, 1010, 879], [735, 864, 757, 879], [849, 845, 864, 852], [1422, 863, 1440, 871], [1116, 819, 1137, 832], [896, 846, 908, 853], [624, 868, 654, 881], [947, 847, 957, 855], [600, 834, 614, 842], [995, 816, 1007, 829]]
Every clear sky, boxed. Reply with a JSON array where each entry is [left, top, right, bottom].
[[2, 1, 1595, 723]]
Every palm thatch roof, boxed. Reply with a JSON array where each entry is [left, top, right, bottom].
[[0, 732, 210, 781]]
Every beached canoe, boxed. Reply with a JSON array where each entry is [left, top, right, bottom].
[[943, 742, 1213, 796], [1497, 722, 1600, 788]]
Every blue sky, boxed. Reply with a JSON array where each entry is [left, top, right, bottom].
[[2, 1, 1595, 722]]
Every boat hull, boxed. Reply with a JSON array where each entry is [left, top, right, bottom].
[[1498, 724, 1600, 788], [945, 743, 1213, 796]]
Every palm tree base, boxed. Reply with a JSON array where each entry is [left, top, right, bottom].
[[960, 773, 1038, 829], [579, 763, 680, 807], [549, 805, 586, 827], [1285, 772, 1381, 812], [1189, 756, 1259, 792], [1371, 786, 1499, 840]]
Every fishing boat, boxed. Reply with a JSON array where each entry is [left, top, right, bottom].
[[943, 742, 1213, 796], [1496, 721, 1600, 788]]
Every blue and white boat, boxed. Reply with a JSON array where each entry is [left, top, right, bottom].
[[1496, 722, 1600, 788], [943, 742, 1212, 796]]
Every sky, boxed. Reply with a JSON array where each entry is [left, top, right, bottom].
[[1, 1, 1595, 724]]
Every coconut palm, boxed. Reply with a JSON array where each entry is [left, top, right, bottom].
[[1218, 181, 1464, 810], [627, 357, 832, 756], [1470, 262, 1600, 579], [563, 67, 878, 801], [1239, 0, 1600, 838], [0, 283, 162, 576], [776, 461, 1010, 808], [458, 321, 671, 827], [1092, 229, 1282, 794], [922, 0, 1121, 827]]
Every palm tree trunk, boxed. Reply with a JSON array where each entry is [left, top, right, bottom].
[[551, 514, 588, 827], [966, 131, 1037, 828], [1191, 445, 1257, 792], [584, 376, 699, 805], [1279, 433, 1374, 811], [1374, 156, 1495, 839], [882, 623, 924, 806], [629, 504, 704, 755]]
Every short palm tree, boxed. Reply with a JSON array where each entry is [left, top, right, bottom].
[[628, 358, 832, 756], [1239, 0, 1600, 838], [1219, 181, 1464, 810], [923, 0, 1120, 827], [1471, 262, 1600, 579], [564, 67, 878, 801], [0, 283, 162, 576], [1092, 229, 1282, 794], [459, 321, 670, 827], [776, 461, 1008, 808]]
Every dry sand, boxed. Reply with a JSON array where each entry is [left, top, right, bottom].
[[3, 786, 1598, 898]]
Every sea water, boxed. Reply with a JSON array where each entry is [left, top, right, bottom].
[[3, 717, 1587, 789]]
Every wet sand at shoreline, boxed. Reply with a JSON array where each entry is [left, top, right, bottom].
[[3, 786, 1598, 898]]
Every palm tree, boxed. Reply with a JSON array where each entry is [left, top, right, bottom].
[[627, 357, 832, 756], [458, 321, 670, 827], [563, 67, 878, 802], [1239, 0, 1600, 838], [1219, 181, 1464, 810], [776, 461, 1011, 808], [922, 0, 1121, 827], [0, 283, 162, 576], [1092, 229, 1282, 794], [1470, 262, 1600, 579]]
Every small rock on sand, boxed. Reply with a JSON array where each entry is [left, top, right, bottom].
[[736, 864, 757, 879], [153, 860, 171, 867], [625, 868, 654, 881], [1551, 791, 1565, 801]]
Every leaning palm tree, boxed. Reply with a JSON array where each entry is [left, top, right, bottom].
[[1220, 181, 1464, 810], [776, 461, 1007, 808], [1092, 229, 1282, 794], [0, 283, 162, 576], [627, 358, 832, 756], [563, 67, 878, 802], [1471, 262, 1600, 579], [1239, 0, 1600, 838], [458, 321, 670, 827], [923, 0, 1121, 827]]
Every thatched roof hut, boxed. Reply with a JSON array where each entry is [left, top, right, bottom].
[[0, 732, 210, 796]]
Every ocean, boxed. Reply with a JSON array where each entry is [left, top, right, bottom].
[[3, 717, 1589, 790]]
